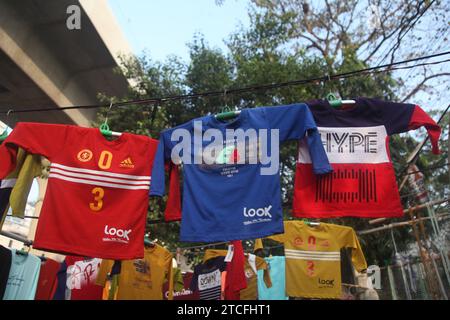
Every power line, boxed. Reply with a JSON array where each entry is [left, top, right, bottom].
[[1, 51, 449, 115], [380, 0, 435, 66], [375, 0, 435, 67]]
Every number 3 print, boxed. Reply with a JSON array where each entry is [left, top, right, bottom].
[[89, 187, 105, 212], [89, 151, 112, 212]]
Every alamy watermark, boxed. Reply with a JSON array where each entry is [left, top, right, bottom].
[[170, 121, 280, 175], [66, 5, 81, 30]]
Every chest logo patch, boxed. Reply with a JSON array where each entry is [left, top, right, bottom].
[[77, 149, 93, 162]]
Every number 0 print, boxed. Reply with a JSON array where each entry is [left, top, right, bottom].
[[98, 151, 113, 169], [89, 187, 105, 212]]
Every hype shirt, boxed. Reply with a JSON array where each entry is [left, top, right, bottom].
[[293, 98, 441, 218], [151, 104, 332, 242]]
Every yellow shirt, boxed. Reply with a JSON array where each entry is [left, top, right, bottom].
[[204, 249, 272, 300], [0, 148, 42, 227], [255, 221, 367, 299], [96, 244, 173, 300]]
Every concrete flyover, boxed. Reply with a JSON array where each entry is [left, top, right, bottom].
[[0, 0, 133, 127]]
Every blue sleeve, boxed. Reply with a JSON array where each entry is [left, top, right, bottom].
[[306, 128, 333, 174], [149, 131, 172, 196], [262, 104, 316, 142], [263, 104, 332, 175]]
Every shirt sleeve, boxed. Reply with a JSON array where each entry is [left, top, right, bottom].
[[96, 259, 114, 287], [0, 122, 69, 178], [165, 250, 174, 300], [336, 226, 367, 272], [261, 104, 332, 174], [164, 163, 182, 221], [255, 257, 272, 289], [149, 130, 173, 196], [260, 104, 317, 141], [376, 100, 441, 154], [253, 230, 288, 251]]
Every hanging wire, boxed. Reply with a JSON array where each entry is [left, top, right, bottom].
[[0, 51, 449, 115]]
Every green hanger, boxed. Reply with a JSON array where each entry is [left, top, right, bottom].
[[326, 93, 342, 109], [99, 122, 113, 137], [215, 89, 240, 121], [99, 102, 122, 137], [100, 102, 113, 137], [216, 108, 240, 121], [144, 236, 155, 247], [0, 129, 8, 142]]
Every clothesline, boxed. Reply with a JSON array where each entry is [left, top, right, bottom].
[[0, 51, 449, 115], [0, 230, 33, 246]]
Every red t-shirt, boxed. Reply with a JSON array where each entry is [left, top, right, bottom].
[[293, 98, 441, 218], [0, 123, 181, 259], [35, 258, 61, 300]]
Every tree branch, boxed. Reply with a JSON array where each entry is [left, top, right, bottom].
[[401, 72, 450, 102]]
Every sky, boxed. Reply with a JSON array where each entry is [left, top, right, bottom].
[[108, 0, 251, 62]]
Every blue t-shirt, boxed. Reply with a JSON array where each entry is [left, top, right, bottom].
[[257, 256, 288, 300], [150, 104, 332, 242], [3, 250, 41, 300]]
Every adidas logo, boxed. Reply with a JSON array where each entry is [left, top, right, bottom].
[[120, 157, 135, 168]]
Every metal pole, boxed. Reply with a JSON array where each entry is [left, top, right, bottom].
[[391, 229, 412, 300], [387, 265, 398, 300], [426, 203, 450, 287], [416, 209, 448, 300]]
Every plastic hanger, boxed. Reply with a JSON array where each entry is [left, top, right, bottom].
[[100, 102, 122, 137], [16, 246, 30, 256], [0, 129, 8, 142], [215, 89, 241, 121], [326, 93, 356, 109], [144, 236, 155, 248], [0, 110, 13, 142], [303, 219, 320, 226]]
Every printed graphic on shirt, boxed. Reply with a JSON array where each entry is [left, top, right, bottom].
[[197, 269, 222, 300], [120, 157, 135, 169], [132, 259, 153, 289], [198, 269, 221, 290], [298, 126, 389, 164], [77, 149, 93, 162], [103, 225, 132, 244], [66, 259, 101, 290], [294, 126, 396, 214], [242, 205, 273, 226], [198, 136, 262, 178], [7, 275, 25, 288]]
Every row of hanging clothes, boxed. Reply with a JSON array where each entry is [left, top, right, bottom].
[[0, 220, 378, 300], [0, 95, 442, 300]]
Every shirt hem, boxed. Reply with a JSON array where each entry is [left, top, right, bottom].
[[313, 167, 333, 175], [292, 210, 404, 218], [180, 229, 283, 243], [32, 241, 144, 260], [289, 292, 342, 299]]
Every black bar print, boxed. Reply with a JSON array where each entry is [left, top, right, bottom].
[[373, 169, 377, 202], [315, 168, 378, 204]]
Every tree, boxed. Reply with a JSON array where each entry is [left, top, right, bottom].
[[248, 0, 450, 103]]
